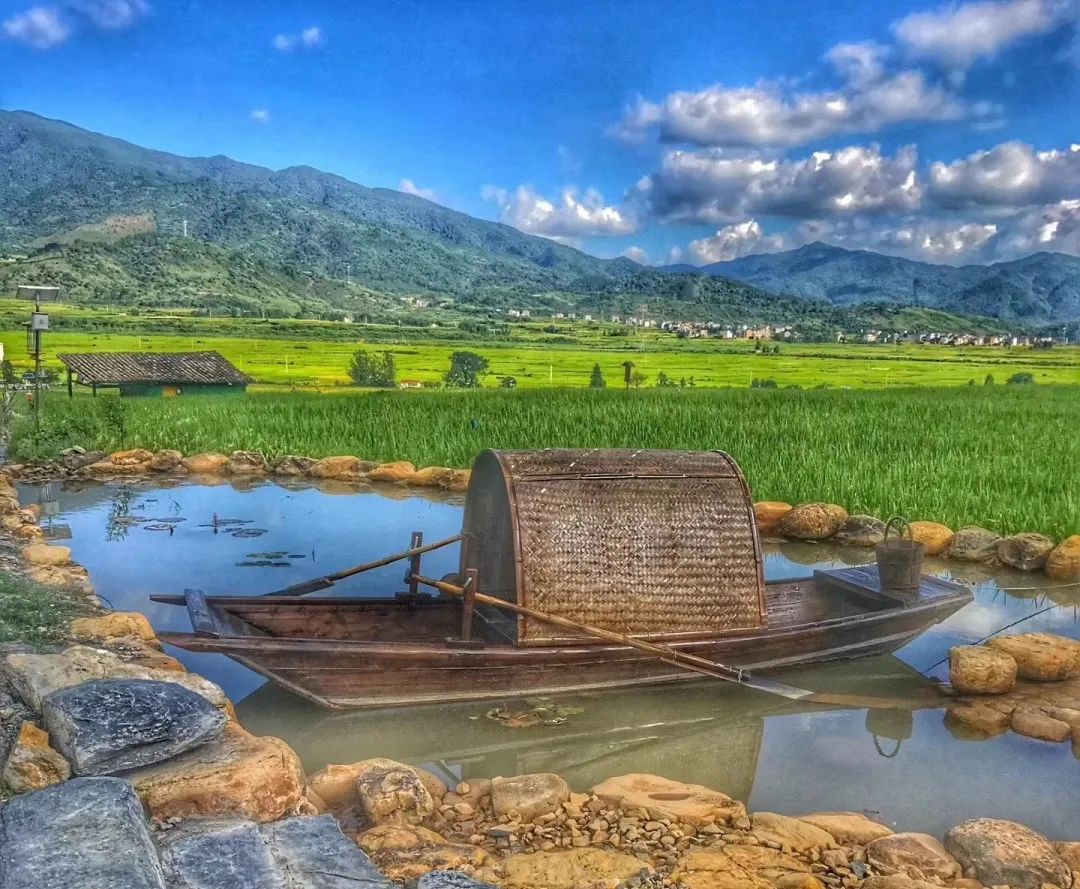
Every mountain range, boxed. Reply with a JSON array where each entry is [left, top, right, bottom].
[[1, 109, 1077, 327]]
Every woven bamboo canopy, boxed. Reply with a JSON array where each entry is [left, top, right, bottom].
[[460, 449, 766, 646]]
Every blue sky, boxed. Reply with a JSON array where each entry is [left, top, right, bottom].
[[1, 0, 1078, 265]]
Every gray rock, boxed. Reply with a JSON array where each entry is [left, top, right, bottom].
[[835, 514, 887, 547], [0, 776, 165, 889], [43, 678, 227, 775], [158, 815, 391, 889], [945, 818, 1071, 889], [948, 526, 1002, 563], [997, 533, 1055, 571], [414, 873, 498, 889]]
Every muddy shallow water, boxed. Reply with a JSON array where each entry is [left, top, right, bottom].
[[20, 478, 1080, 837]]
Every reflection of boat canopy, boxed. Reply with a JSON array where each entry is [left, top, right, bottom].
[[155, 449, 971, 709]]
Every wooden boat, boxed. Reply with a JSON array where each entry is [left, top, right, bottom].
[[155, 449, 971, 709]]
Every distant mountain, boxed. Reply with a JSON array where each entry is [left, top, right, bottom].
[[677, 242, 1080, 324]]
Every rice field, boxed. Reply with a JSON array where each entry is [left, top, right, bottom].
[[13, 386, 1079, 539]]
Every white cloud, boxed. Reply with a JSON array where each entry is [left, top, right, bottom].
[[825, 41, 889, 84], [929, 141, 1080, 208], [688, 220, 791, 264], [273, 24, 322, 51], [250, 109, 271, 124], [665, 246, 685, 264], [995, 199, 1080, 256], [482, 184, 638, 238], [622, 246, 649, 263], [636, 144, 923, 225], [893, 0, 1062, 68], [74, 0, 149, 30], [399, 178, 437, 201], [2, 6, 71, 48]]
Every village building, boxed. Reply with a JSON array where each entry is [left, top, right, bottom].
[[57, 351, 251, 398]]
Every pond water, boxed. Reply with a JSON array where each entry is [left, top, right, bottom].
[[20, 478, 1080, 838]]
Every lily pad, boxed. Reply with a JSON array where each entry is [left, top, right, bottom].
[[231, 528, 268, 538], [143, 523, 177, 532]]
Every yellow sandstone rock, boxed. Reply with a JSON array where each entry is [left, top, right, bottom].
[[750, 812, 836, 852], [476, 847, 644, 889], [354, 757, 435, 825], [1046, 536, 1080, 581], [946, 702, 1013, 738], [110, 448, 154, 466], [182, 453, 230, 474], [797, 812, 894, 845], [492, 773, 570, 821], [778, 503, 848, 540], [358, 823, 486, 883], [949, 645, 1018, 694], [865, 833, 962, 881], [1, 721, 70, 793], [407, 466, 456, 488], [987, 633, 1080, 682], [1011, 707, 1072, 742], [148, 449, 184, 471], [70, 612, 158, 646], [754, 502, 793, 535], [591, 773, 746, 826], [368, 461, 416, 483], [21, 543, 72, 567], [308, 455, 373, 480], [671, 845, 811, 889], [908, 521, 955, 556]]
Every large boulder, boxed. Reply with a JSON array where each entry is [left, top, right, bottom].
[[125, 723, 305, 823], [21, 543, 71, 567], [1047, 536, 1080, 581], [368, 461, 417, 483], [1, 645, 229, 712], [70, 612, 158, 646], [865, 833, 962, 881], [948, 527, 1001, 563], [308, 456, 375, 481], [355, 757, 436, 825], [754, 502, 793, 536], [1054, 842, 1080, 874], [0, 777, 165, 889], [110, 449, 154, 467], [778, 504, 848, 541], [1, 721, 70, 793], [945, 818, 1071, 889], [227, 451, 268, 475], [797, 812, 893, 846], [751, 812, 836, 852], [491, 772, 570, 821], [357, 823, 486, 883], [270, 455, 316, 476], [997, 533, 1056, 572], [408, 466, 457, 488], [669, 845, 810, 889], [182, 453, 229, 475], [835, 515, 887, 547], [158, 815, 393, 889], [43, 678, 227, 775], [949, 645, 1017, 694], [1010, 706, 1072, 742], [148, 449, 184, 472], [986, 633, 1080, 681], [592, 773, 746, 826], [475, 847, 647, 889]]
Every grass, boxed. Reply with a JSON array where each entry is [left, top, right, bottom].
[[0, 570, 96, 645], [11, 385, 1080, 540]]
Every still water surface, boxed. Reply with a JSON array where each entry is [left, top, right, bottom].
[[21, 478, 1080, 837]]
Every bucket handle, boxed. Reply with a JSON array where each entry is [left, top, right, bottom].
[[882, 516, 912, 544], [872, 735, 903, 758]]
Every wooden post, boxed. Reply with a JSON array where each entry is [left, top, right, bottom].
[[66, 367, 73, 399], [461, 568, 478, 642], [406, 531, 422, 597], [91, 383, 97, 397]]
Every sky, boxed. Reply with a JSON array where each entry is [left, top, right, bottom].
[[1, 0, 1078, 266]]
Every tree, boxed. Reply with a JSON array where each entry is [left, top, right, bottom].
[[499, 376, 517, 389], [445, 351, 489, 388], [348, 349, 396, 387], [656, 371, 677, 388], [621, 360, 635, 388], [1007, 372, 1035, 385], [589, 363, 606, 388], [984, 374, 995, 385], [0, 360, 17, 386], [629, 369, 648, 388]]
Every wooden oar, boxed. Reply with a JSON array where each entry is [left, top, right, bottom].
[[412, 574, 946, 711], [266, 534, 463, 597]]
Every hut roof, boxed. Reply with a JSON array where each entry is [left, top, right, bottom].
[[57, 351, 251, 386]]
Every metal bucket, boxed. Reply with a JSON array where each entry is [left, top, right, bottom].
[[875, 517, 924, 592]]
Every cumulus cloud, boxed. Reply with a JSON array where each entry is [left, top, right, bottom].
[[688, 220, 791, 263], [622, 246, 649, 263], [482, 185, 638, 238], [74, 0, 149, 30], [2, 5, 70, 47], [273, 24, 322, 51], [250, 109, 271, 124], [893, 0, 1062, 68], [995, 199, 1080, 256], [635, 144, 923, 225], [399, 178, 438, 202], [929, 141, 1080, 208]]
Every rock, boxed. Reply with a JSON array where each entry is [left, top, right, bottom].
[[147, 450, 183, 472], [945, 818, 1071, 889], [750, 812, 836, 852], [43, 678, 227, 775], [946, 702, 1013, 737], [0, 776, 165, 889], [1054, 842, 1080, 873], [797, 812, 893, 845], [948, 527, 1001, 563], [227, 451, 268, 475], [111, 448, 154, 467], [357, 823, 486, 883], [1010, 706, 1072, 742], [27, 563, 92, 592], [270, 455, 316, 476], [949, 646, 1017, 694], [669, 845, 810, 889], [592, 773, 746, 826], [159, 814, 393, 889], [408, 466, 457, 488], [778, 503, 848, 541], [1046, 536, 1080, 581], [0, 496, 22, 516], [775, 877, 825, 889], [70, 612, 158, 646], [491, 772, 570, 821], [997, 533, 1056, 571], [1, 721, 70, 793], [907, 521, 955, 555], [309, 762, 365, 809], [862, 878, 941, 889], [126, 723, 305, 823], [86, 458, 147, 476], [308, 455, 375, 480], [754, 502, 793, 535], [368, 461, 417, 483], [182, 453, 229, 475], [475, 847, 646, 889], [866, 833, 962, 881], [443, 469, 470, 492], [986, 633, 1080, 681], [416, 766, 449, 803], [355, 757, 436, 825], [1, 645, 229, 712], [835, 515, 887, 547], [416, 872, 498, 889], [21, 543, 71, 567]]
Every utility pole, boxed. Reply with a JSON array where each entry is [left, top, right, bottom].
[[18, 285, 58, 434]]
